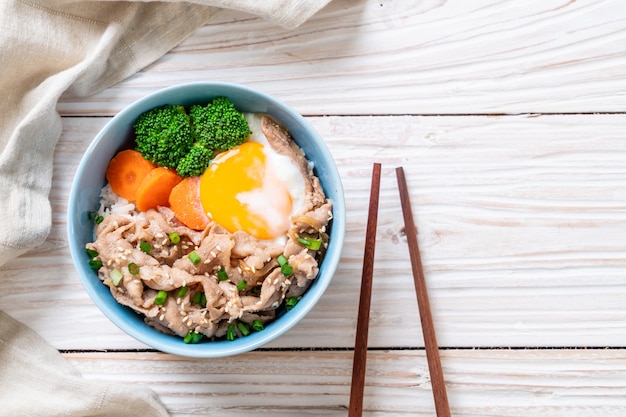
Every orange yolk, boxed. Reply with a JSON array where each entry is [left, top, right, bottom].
[[199, 142, 293, 240]]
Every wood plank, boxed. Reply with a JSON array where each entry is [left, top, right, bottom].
[[63, 349, 626, 416], [3, 114, 626, 350], [58, 0, 626, 116]]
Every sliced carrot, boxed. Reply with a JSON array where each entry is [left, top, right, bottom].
[[105, 149, 156, 202], [169, 176, 210, 231], [135, 167, 183, 212]]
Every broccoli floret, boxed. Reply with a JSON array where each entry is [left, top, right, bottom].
[[190, 97, 251, 152], [176, 143, 214, 178], [134, 105, 194, 169]]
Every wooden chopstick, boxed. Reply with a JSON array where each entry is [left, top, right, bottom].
[[348, 162, 382, 417], [395, 166, 451, 417]]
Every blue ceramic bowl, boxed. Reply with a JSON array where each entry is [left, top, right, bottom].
[[68, 82, 345, 358]]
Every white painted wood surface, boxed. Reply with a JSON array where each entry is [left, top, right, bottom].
[[3, 0, 626, 415]]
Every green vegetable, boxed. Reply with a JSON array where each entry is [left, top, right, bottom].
[[252, 320, 264, 332], [86, 248, 102, 269], [110, 269, 123, 286], [154, 290, 168, 305], [177, 286, 189, 298], [285, 296, 299, 311], [189, 251, 201, 265], [297, 237, 322, 251], [189, 97, 251, 152], [226, 323, 236, 341], [237, 322, 250, 336], [276, 254, 288, 266], [176, 143, 214, 178], [88, 211, 103, 225], [183, 331, 203, 344], [236, 280, 247, 292], [140, 241, 152, 253], [169, 232, 180, 244], [134, 104, 194, 170], [128, 263, 140, 275], [133, 98, 250, 178], [281, 263, 293, 276], [277, 254, 293, 276], [216, 267, 228, 281], [88, 259, 103, 270], [193, 291, 206, 307]]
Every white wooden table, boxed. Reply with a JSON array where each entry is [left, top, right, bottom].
[[3, 0, 626, 415]]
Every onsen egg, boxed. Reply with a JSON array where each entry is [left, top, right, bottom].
[[199, 114, 306, 241]]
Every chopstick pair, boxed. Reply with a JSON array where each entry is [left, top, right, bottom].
[[348, 163, 451, 417]]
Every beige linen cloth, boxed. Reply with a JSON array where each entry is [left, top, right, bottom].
[[0, 1, 330, 415]]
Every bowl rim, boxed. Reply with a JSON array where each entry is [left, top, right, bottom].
[[67, 81, 345, 357]]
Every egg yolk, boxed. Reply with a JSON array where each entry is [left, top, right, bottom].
[[199, 142, 293, 240]]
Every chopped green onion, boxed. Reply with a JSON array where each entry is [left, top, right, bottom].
[[140, 241, 152, 253], [236, 280, 247, 292], [177, 286, 189, 298], [281, 263, 293, 276], [88, 211, 103, 225], [251, 285, 261, 296], [298, 237, 322, 251], [88, 259, 103, 270], [128, 262, 140, 275], [169, 232, 180, 244], [193, 291, 204, 305], [85, 248, 98, 259], [183, 331, 203, 344], [226, 323, 236, 341], [237, 322, 250, 336], [252, 320, 264, 332], [277, 254, 288, 266], [189, 251, 201, 265], [200, 292, 207, 307], [285, 296, 299, 311], [216, 267, 228, 281], [154, 290, 168, 305], [109, 269, 123, 286]]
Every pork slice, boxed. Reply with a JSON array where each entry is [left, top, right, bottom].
[[172, 223, 234, 275], [243, 268, 290, 313]]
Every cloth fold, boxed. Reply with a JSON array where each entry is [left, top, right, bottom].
[[0, 0, 331, 414], [0, 310, 170, 417]]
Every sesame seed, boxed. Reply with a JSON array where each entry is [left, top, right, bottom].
[[271, 301, 280, 308], [117, 246, 124, 252], [209, 251, 216, 258], [273, 278, 280, 285], [161, 238, 169, 246], [186, 319, 193, 326], [159, 314, 165, 321], [181, 244, 188, 250], [216, 245, 221, 251]]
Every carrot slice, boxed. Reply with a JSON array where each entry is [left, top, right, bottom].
[[105, 149, 156, 202], [135, 167, 183, 212], [169, 176, 210, 231]]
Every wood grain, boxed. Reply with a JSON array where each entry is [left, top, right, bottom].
[[64, 349, 626, 416], [57, 0, 626, 116], [2, 113, 626, 350]]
